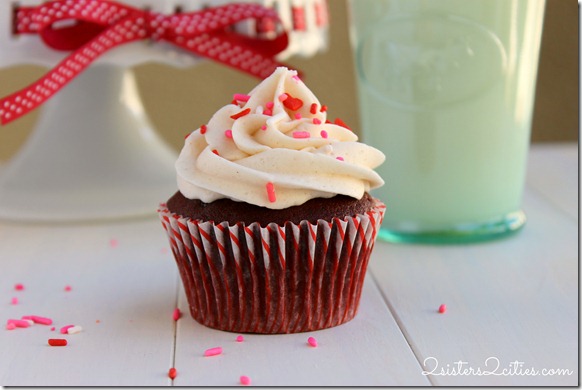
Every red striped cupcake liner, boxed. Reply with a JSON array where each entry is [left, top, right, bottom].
[[158, 199, 385, 334]]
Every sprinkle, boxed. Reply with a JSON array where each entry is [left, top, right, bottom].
[[438, 304, 447, 314], [14, 283, 24, 291], [320, 105, 328, 112], [204, 346, 223, 357], [5, 323, 16, 330], [294, 112, 302, 120], [30, 316, 53, 325], [292, 131, 310, 139], [10, 297, 18, 305], [200, 124, 207, 134], [292, 75, 301, 83], [230, 108, 251, 119], [168, 367, 177, 380], [60, 325, 74, 334], [334, 118, 351, 130], [336, 156, 344, 161], [233, 93, 250, 102], [50, 327, 55, 331], [313, 118, 321, 125], [310, 103, 318, 114], [67, 325, 83, 334], [109, 238, 118, 248], [265, 101, 274, 109], [307, 336, 318, 347], [184, 132, 190, 139], [260, 125, 267, 131], [236, 335, 244, 342], [64, 285, 72, 292], [173, 308, 182, 321], [7, 319, 30, 328], [224, 129, 233, 139], [325, 119, 332, 124], [96, 320, 101, 323], [212, 149, 220, 156], [231, 99, 238, 105], [240, 375, 251, 385], [48, 339, 67, 347], [266, 182, 276, 203], [283, 95, 304, 111], [256, 105, 264, 115], [320, 130, 328, 139], [263, 108, 272, 116], [278, 93, 288, 102]]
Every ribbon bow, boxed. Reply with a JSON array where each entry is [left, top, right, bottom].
[[1, 0, 290, 125]]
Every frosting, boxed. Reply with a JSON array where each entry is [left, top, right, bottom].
[[176, 67, 385, 209]]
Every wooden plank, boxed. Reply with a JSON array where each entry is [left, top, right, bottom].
[[172, 274, 431, 386], [526, 143, 578, 218], [369, 188, 578, 386], [0, 218, 178, 386]]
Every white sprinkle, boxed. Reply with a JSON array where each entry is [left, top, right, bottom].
[[67, 325, 83, 334]]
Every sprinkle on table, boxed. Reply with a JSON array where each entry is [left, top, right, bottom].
[[5, 323, 16, 330], [168, 367, 177, 380], [67, 325, 83, 334], [236, 335, 244, 342], [64, 285, 72, 292], [307, 336, 318, 347], [10, 297, 18, 305], [240, 375, 251, 385], [60, 325, 74, 334], [438, 304, 447, 314], [48, 339, 67, 347], [173, 308, 182, 321], [7, 319, 30, 328], [204, 346, 223, 357], [109, 238, 119, 248], [14, 283, 24, 291], [30, 315, 53, 325]]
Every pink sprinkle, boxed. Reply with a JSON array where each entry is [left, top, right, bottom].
[[266, 182, 277, 203], [224, 129, 233, 139], [294, 113, 302, 120], [14, 283, 24, 291], [60, 325, 74, 334], [307, 336, 318, 347], [64, 285, 72, 292], [31, 316, 53, 325], [320, 130, 328, 139], [292, 131, 310, 139], [278, 93, 288, 102], [7, 319, 30, 328], [438, 304, 447, 314], [50, 327, 55, 331], [313, 118, 322, 125], [236, 335, 244, 342], [10, 297, 18, 305], [204, 346, 223, 357], [173, 308, 182, 321], [263, 108, 272, 116], [292, 75, 301, 83], [240, 375, 251, 385], [265, 101, 274, 109], [336, 156, 344, 161], [109, 238, 118, 248], [5, 323, 16, 330], [233, 93, 250, 102], [260, 125, 267, 131]]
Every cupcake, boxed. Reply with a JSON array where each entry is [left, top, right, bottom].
[[159, 67, 385, 334]]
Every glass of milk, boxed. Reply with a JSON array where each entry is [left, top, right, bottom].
[[348, 0, 546, 243]]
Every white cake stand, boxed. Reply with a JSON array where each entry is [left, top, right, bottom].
[[0, 0, 328, 222]]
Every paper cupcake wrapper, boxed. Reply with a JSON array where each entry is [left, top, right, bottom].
[[158, 199, 385, 334]]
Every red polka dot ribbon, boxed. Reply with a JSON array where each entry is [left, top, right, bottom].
[[1, 0, 291, 125]]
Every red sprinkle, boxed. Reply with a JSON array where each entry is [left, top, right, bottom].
[[240, 375, 251, 385], [14, 283, 24, 291], [48, 339, 67, 347], [310, 103, 318, 114], [283, 95, 304, 111], [292, 131, 310, 139], [230, 99, 238, 105], [50, 327, 55, 331], [325, 119, 332, 124], [307, 336, 318, 347], [334, 118, 351, 129], [173, 308, 182, 321], [263, 108, 272, 116], [64, 285, 72, 292], [438, 304, 447, 314], [212, 149, 220, 156], [266, 182, 277, 203], [224, 129, 233, 139], [168, 367, 177, 380], [230, 108, 251, 119], [200, 124, 207, 134], [320, 105, 328, 112], [204, 346, 223, 357], [236, 335, 244, 342]]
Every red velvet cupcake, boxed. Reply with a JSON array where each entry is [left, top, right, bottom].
[[159, 67, 385, 333]]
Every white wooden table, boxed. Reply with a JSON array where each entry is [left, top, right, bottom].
[[0, 143, 577, 386]]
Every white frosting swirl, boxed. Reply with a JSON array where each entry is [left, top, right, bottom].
[[176, 67, 385, 209]]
